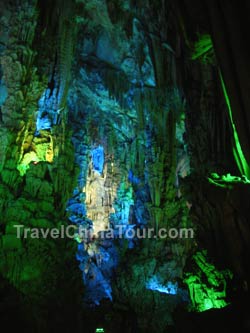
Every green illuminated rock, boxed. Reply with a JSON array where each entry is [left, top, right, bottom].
[[184, 251, 232, 312]]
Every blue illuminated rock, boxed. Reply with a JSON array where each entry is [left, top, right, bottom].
[[92, 146, 104, 174]]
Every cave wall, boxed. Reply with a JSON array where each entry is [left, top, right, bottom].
[[172, 0, 250, 287], [0, 0, 250, 332], [0, 1, 83, 331]]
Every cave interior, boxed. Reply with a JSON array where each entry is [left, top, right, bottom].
[[0, 0, 250, 332]]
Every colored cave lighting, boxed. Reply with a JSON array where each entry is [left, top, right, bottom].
[[95, 329, 105, 333], [192, 34, 213, 61], [92, 146, 104, 174], [185, 274, 229, 312], [128, 169, 140, 184], [17, 151, 40, 176], [36, 90, 52, 132], [146, 276, 178, 295], [35, 87, 63, 133], [0, 79, 8, 106], [220, 72, 250, 179], [208, 172, 250, 188], [184, 251, 232, 312], [17, 134, 54, 176]]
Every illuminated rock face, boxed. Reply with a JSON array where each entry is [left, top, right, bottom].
[[146, 275, 178, 295], [1, 1, 250, 332], [92, 146, 104, 174], [80, 146, 137, 305], [184, 251, 232, 312], [85, 149, 117, 236], [0, 80, 7, 107]]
